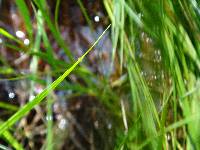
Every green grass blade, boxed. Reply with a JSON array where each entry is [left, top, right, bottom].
[[0, 102, 18, 111], [28, 9, 43, 103], [77, 0, 94, 31], [0, 144, 10, 150], [2, 43, 24, 52], [54, 0, 61, 32], [103, 0, 114, 22], [0, 66, 14, 75], [46, 73, 54, 150], [33, 0, 73, 61], [0, 24, 111, 136], [15, 0, 33, 39], [2, 130, 24, 150], [0, 28, 22, 44], [124, 2, 143, 28]]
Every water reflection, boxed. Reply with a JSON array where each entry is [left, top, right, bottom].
[[94, 15, 100, 22], [34, 85, 43, 94], [58, 118, 68, 130], [24, 38, 30, 45], [94, 120, 99, 128], [30, 95, 35, 101], [8, 92, 15, 99], [46, 115, 53, 121], [15, 30, 25, 38], [107, 123, 112, 129]]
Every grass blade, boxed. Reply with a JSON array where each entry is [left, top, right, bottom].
[[2, 130, 24, 150], [15, 0, 33, 39], [0, 24, 111, 135], [0, 102, 18, 111], [33, 0, 73, 61], [0, 28, 22, 44]]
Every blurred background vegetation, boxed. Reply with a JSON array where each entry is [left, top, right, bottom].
[[0, 0, 200, 149]]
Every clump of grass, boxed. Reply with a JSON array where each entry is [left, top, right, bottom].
[[105, 0, 200, 149], [1, 0, 200, 149]]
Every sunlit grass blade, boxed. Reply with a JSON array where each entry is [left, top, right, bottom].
[[2, 130, 24, 150], [0, 66, 14, 75], [103, 0, 114, 22], [0, 24, 111, 135], [124, 2, 143, 28], [0, 28, 22, 44], [0, 144, 11, 150]]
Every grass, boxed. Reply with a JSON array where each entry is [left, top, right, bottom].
[[46, 72, 53, 150], [0, 0, 200, 149], [106, 0, 200, 149], [0, 24, 111, 134]]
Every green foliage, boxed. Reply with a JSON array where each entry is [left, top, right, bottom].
[[0, 24, 110, 136], [1, 0, 200, 149], [0, 28, 22, 44], [0, 0, 111, 146], [106, 0, 200, 149]]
